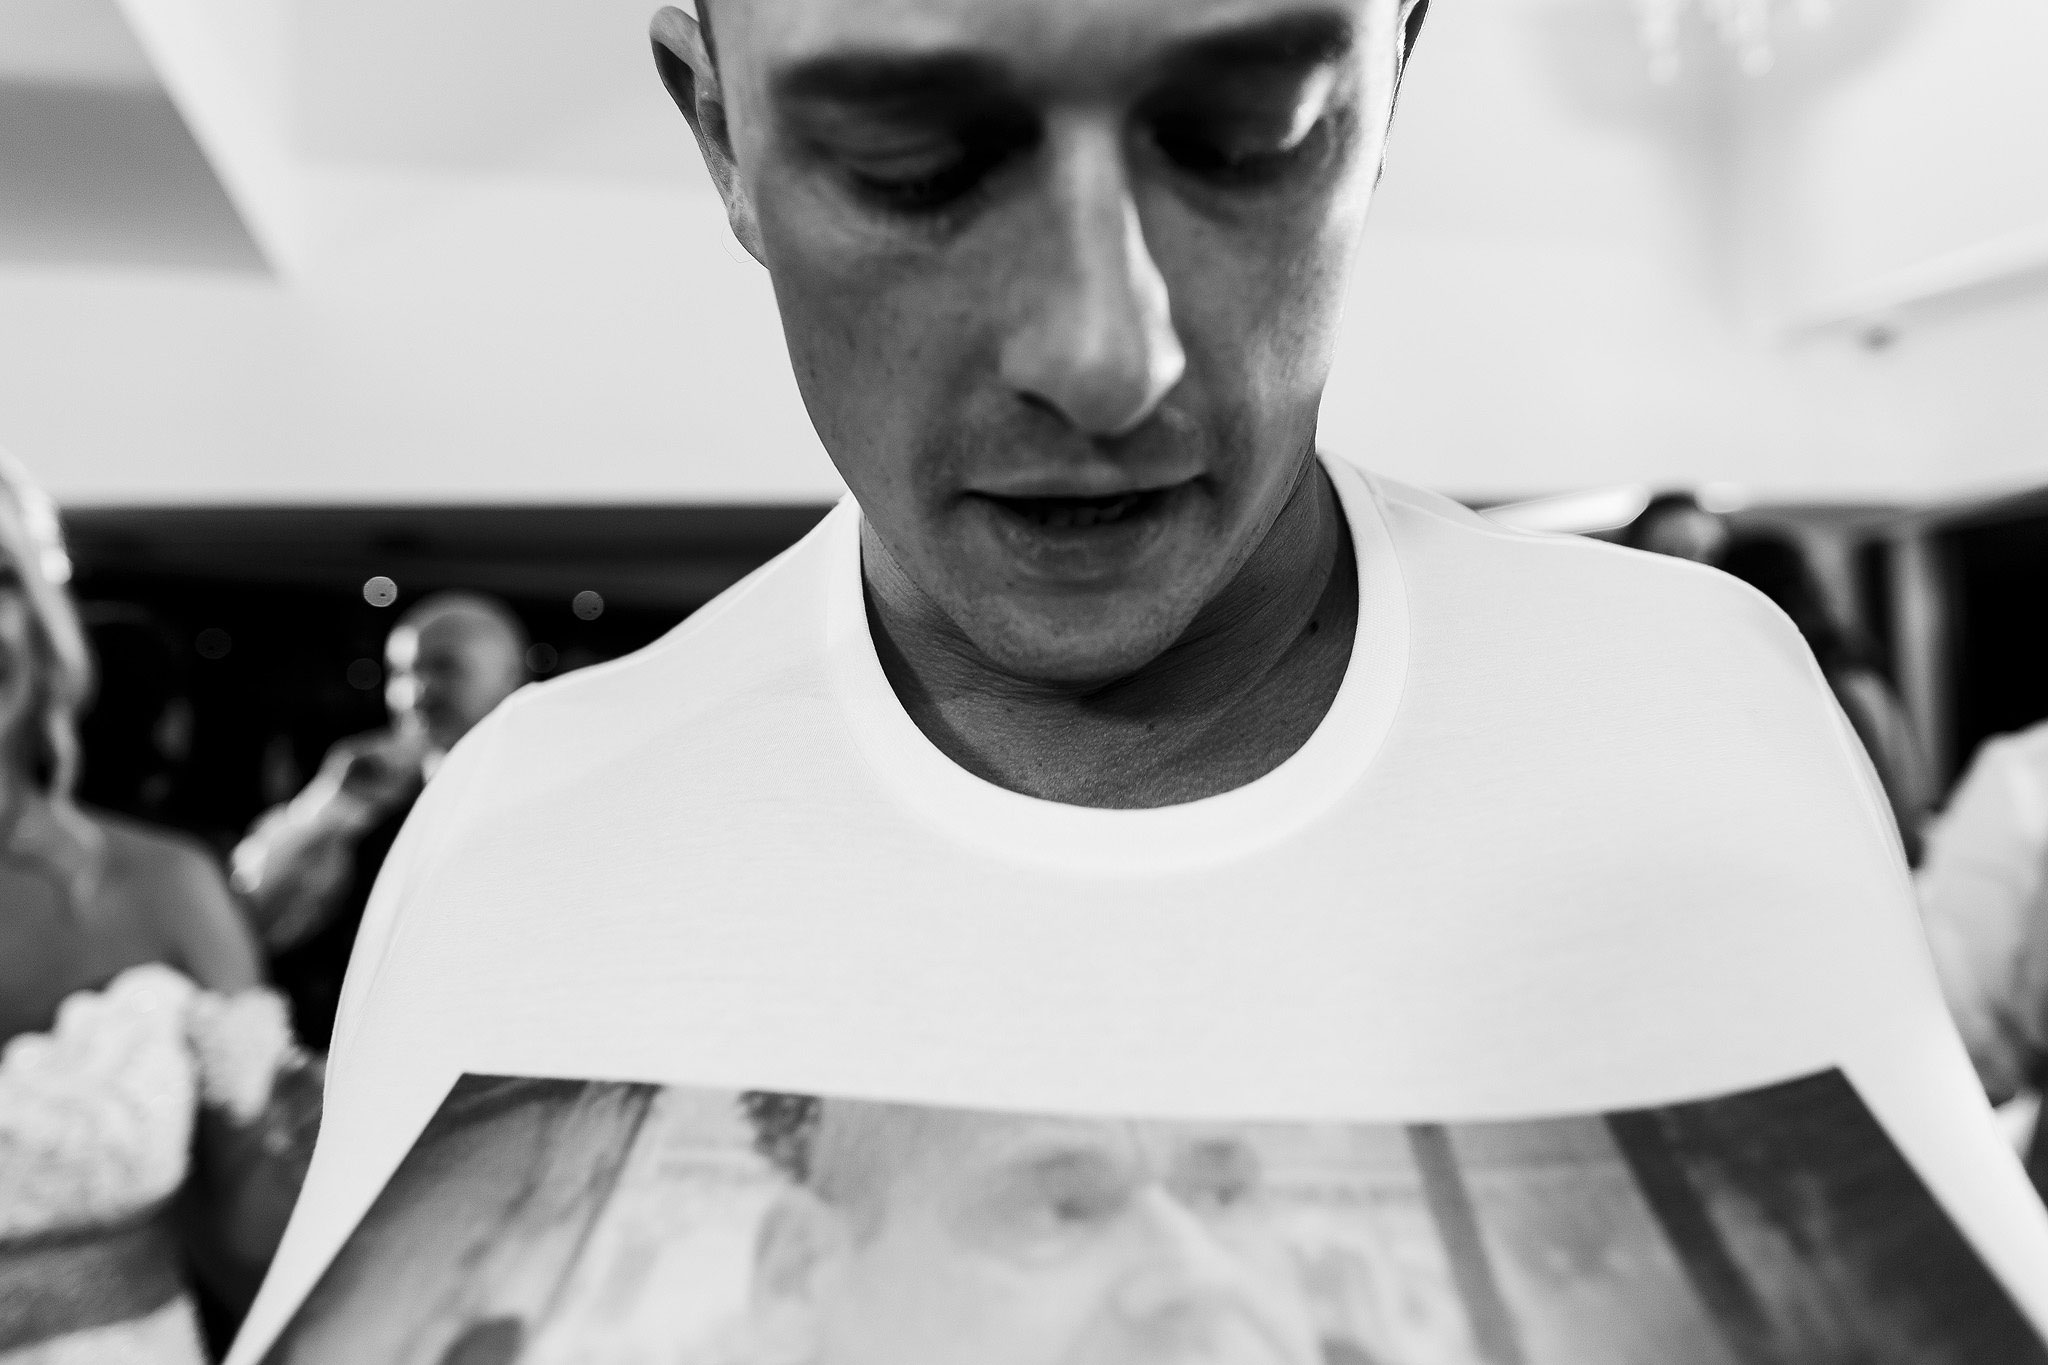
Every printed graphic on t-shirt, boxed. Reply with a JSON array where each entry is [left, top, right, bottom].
[[261, 1069, 2043, 1365]]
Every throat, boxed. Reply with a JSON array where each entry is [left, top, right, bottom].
[[869, 468, 1358, 810]]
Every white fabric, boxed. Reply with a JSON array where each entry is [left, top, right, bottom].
[[1918, 722, 2048, 1100], [0, 1303, 208, 1365], [232, 458, 2048, 1356]]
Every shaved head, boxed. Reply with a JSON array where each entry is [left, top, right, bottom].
[[386, 592, 529, 752], [395, 592, 529, 654]]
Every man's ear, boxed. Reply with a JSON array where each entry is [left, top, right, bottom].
[[748, 1188, 848, 1365], [650, 5, 764, 264]]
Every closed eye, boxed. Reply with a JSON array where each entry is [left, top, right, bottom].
[[1147, 65, 1344, 188], [844, 138, 1020, 213], [814, 113, 1039, 215], [1154, 114, 1330, 186]]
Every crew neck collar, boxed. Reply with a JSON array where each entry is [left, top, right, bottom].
[[824, 455, 1410, 875]]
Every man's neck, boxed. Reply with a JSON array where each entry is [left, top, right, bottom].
[[865, 459, 1359, 810]]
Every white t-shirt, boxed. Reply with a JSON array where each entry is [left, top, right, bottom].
[[1920, 721, 2048, 1100], [233, 458, 2048, 1363]]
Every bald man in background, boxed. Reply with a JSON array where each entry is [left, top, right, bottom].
[[233, 592, 529, 1048]]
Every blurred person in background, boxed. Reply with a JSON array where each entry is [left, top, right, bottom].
[[1716, 529, 1934, 866], [1623, 489, 1730, 565], [231, 591, 528, 1050], [0, 451, 318, 1357], [1917, 721, 2048, 1159]]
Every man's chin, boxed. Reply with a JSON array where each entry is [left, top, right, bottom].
[[957, 600, 1199, 690]]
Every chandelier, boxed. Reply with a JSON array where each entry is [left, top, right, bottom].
[[1632, 0, 1842, 81]]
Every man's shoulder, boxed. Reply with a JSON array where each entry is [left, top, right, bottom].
[[500, 503, 845, 736], [1350, 467, 1850, 783], [418, 506, 847, 819], [1364, 468, 1694, 573], [1354, 470, 1894, 852], [1356, 467, 1785, 641]]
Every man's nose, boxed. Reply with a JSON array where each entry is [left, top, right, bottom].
[[999, 119, 1187, 438]]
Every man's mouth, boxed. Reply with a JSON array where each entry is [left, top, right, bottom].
[[976, 487, 1176, 532]]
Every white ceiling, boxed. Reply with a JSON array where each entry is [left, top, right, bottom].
[[294, 0, 703, 182], [1, 0, 2044, 504], [0, 82, 266, 269], [0, 0, 154, 87], [0, 0, 264, 269]]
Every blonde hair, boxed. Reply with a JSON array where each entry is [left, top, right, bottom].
[[0, 450, 100, 896]]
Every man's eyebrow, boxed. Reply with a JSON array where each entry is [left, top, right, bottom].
[[773, 50, 1013, 106], [1158, 9, 1357, 74]]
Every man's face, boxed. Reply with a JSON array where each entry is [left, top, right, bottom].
[[695, 0, 1408, 683], [764, 1110, 1323, 1365], [385, 619, 523, 752]]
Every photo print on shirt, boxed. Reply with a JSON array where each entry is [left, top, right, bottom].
[[260, 1069, 2044, 1365]]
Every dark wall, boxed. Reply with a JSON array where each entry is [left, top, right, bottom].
[[65, 504, 830, 855], [1945, 503, 2048, 776], [65, 494, 2048, 847]]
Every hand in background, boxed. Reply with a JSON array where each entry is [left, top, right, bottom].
[[230, 726, 429, 952], [315, 725, 431, 823]]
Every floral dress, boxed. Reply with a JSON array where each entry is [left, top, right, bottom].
[[0, 965, 313, 1363]]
